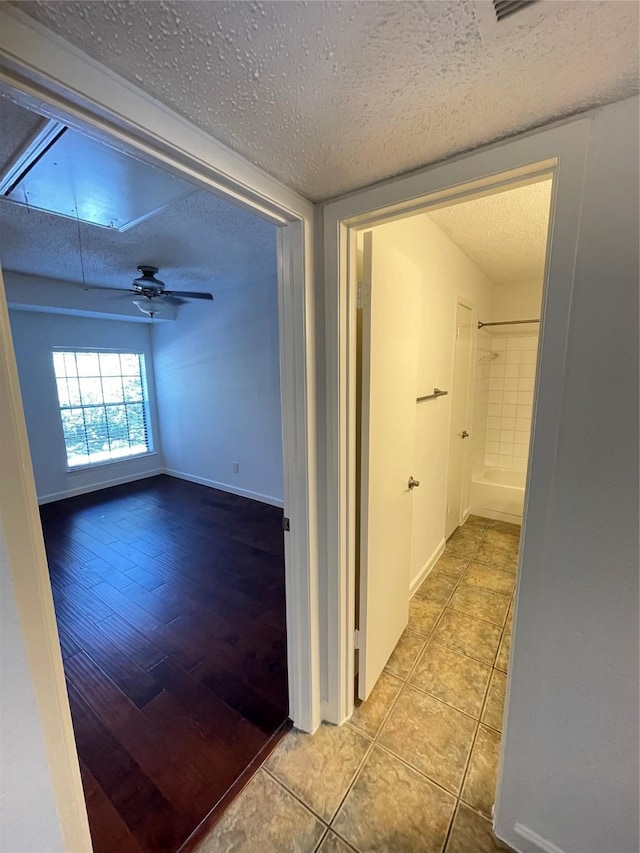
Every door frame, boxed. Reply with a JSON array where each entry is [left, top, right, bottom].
[[0, 8, 319, 850], [445, 296, 476, 537], [321, 116, 591, 741]]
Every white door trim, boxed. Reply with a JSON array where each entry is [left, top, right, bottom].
[[321, 115, 591, 745], [0, 8, 320, 851]]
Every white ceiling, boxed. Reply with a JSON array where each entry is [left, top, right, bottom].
[[0, 96, 552, 294], [13, 0, 639, 201], [0, 96, 44, 174], [0, 102, 276, 295], [428, 179, 553, 284]]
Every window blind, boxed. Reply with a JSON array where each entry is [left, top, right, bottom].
[[52, 350, 151, 468]]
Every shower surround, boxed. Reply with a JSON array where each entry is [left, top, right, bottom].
[[470, 329, 539, 521]]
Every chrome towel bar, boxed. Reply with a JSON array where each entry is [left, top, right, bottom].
[[417, 388, 448, 402]]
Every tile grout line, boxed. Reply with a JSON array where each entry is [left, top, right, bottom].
[[418, 530, 512, 642], [445, 521, 519, 844], [261, 765, 332, 829], [406, 654, 493, 722], [264, 517, 519, 853], [331, 726, 462, 851], [401, 526, 512, 726], [362, 737, 463, 802], [266, 723, 380, 836], [365, 519, 516, 852], [335, 594, 474, 851], [438, 520, 517, 852], [323, 735, 379, 845], [312, 827, 331, 852]]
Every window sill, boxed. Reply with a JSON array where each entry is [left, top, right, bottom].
[[67, 451, 159, 475]]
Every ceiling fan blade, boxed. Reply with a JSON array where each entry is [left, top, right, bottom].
[[164, 289, 213, 301], [79, 285, 132, 294], [80, 286, 139, 299], [161, 295, 187, 305]]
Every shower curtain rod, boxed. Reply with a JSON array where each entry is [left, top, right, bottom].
[[477, 319, 540, 329]]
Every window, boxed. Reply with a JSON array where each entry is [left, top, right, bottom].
[[52, 350, 152, 468]]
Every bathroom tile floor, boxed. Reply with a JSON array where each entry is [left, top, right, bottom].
[[197, 517, 518, 853]]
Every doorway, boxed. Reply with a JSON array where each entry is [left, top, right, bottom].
[[323, 114, 592, 726], [355, 176, 552, 697], [351, 175, 553, 832], [3, 81, 317, 849]]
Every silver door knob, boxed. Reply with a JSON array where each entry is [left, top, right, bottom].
[[460, 430, 469, 439], [408, 476, 420, 489]]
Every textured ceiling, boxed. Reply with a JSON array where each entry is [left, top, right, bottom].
[[0, 95, 44, 174], [0, 179, 276, 294], [12, 0, 639, 201], [0, 96, 549, 296], [428, 179, 553, 284]]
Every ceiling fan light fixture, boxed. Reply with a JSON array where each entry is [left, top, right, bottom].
[[133, 297, 165, 318]]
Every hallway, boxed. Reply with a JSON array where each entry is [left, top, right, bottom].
[[198, 516, 517, 852]]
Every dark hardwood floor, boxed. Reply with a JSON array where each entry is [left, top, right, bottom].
[[39, 475, 289, 853]]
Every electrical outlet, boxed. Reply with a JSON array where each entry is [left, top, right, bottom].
[[232, 461, 239, 474]]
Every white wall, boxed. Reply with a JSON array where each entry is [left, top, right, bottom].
[[8, 309, 163, 503], [0, 531, 64, 853], [370, 214, 494, 588], [152, 228, 283, 506], [496, 97, 639, 853], [492, 278, 543, 325]]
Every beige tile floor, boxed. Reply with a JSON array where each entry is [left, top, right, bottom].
[[198, 516, 518, 853]]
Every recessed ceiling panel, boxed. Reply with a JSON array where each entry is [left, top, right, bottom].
[[6, 126, 196, 230]]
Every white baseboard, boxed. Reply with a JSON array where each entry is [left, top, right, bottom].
[[511, 823, 568, 853], [37, 466, 285, 508], [472, 507, 523, 524], [410, 538, 446, 597], [37, 467, 164, 505], [163, 468, 284, 508]]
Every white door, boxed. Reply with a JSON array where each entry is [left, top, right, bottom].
[[445, 302, 473, 539], [358, 230, 421, 701]]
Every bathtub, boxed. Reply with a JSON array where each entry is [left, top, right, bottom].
[[470, 467, 526, 522]]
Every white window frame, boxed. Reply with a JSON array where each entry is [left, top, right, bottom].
[[52, 347, 154, 471]]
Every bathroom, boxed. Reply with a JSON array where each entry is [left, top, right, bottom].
[[350, 176, 553, 833], [357, 175, 552, 598], [470, 278, 544, 525]]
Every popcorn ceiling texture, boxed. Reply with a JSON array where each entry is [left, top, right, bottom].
[[428, 179, 553, 285], [11, 1, 640, 200], [0, 186, 276, 293], [0, 96, 44, 174]]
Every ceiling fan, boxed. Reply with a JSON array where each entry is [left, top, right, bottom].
[[129, 265, 213, 306], [97, 265, 214, 318]]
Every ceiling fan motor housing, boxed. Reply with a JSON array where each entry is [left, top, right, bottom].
[[130, 265, 212, 302], [133, 265, 166, 298]]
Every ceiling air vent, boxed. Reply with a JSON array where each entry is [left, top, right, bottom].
[[493, 1, 538, 23], [475, 0, 548, 42]]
